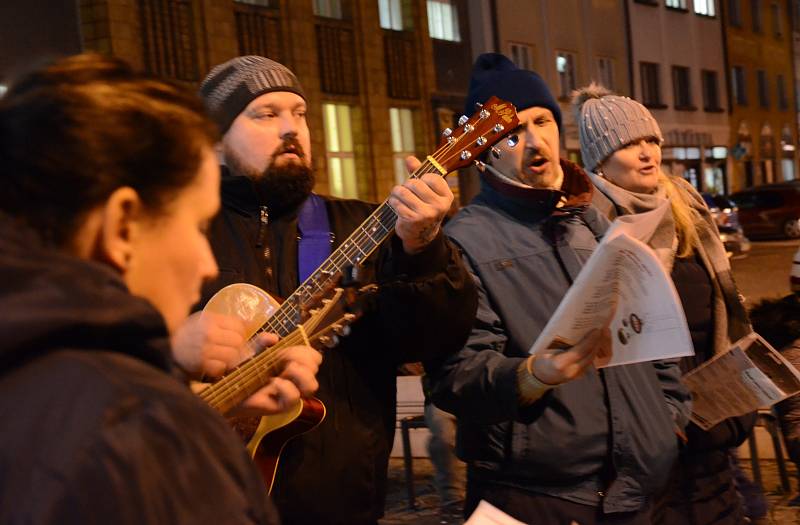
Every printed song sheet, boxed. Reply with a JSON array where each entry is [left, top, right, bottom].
[[683, 333, 800, 430], [528, 201, 694, 367]]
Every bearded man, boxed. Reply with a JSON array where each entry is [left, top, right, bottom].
[[171, 56, 476, 525]]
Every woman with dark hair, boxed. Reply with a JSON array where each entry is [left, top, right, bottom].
[[0, 54, 319, 524], [572, 84, 754, 525]]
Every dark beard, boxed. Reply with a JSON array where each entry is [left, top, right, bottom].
[[225, 148, 315, 218]]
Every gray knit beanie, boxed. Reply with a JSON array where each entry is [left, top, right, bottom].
[[571, 83, 662, 173], [199, 55, 306, 134]]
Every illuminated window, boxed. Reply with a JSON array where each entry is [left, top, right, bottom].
[[694, 0, 716, 16], [322, 103, 358, 198], [556, 51, 576, 99], [379, 0, 404, 30], [666, 0, 687, 9], [389, 108, 416, 185], [314, 0, 342, 19], [427, 0, 460, 42]]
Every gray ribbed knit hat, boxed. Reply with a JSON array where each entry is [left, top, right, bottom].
[[571, 83, 662, 173], [199, 55, 306, 134]]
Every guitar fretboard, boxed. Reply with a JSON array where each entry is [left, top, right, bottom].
[[253, 159, 440, 342]]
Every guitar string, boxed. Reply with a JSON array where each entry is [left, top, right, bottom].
[[200, 328, 312, 409]]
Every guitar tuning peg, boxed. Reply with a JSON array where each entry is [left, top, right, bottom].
[[493, 123, 505, 134], [309, 308, 319, 315], [458, 115, 469, 126], [476, 136, 487, 146], [474, 102, 483, 109], [343, 313, 356, 322], [447, 136, 456, 145], [474, 160, 485, 170], [321, 298, 331, 305], [463, 123, 474, 134], [460, 151, 472, 160], [442, 127, 452, 137], [319, 335, 333, 347], [506, 134, 519, 148], [479, 109, 490, 120], [490, 147, 501, 159], [332, 323, 344, 336]]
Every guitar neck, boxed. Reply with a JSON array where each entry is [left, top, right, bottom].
[[200, 344, 285, 414], [256, 159, 443, 339]]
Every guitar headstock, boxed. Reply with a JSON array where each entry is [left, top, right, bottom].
[[429, 96, 520, 174], [301, 284, 378, 350]]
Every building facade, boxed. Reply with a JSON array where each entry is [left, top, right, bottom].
[[722, 0, 797, 192], [627, 0, 732, 194], [2, 0, 481, 203], [469, 0, 631, 162]]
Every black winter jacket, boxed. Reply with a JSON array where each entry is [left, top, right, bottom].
[[199, 171, 477, 525], [0, 216, 279, 525]]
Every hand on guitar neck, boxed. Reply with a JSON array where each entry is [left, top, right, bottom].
[[173, 311, 321, 416], [388, 158, 453, 255]]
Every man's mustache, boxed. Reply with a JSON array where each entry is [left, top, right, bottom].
[[272, 138, 305, 160]]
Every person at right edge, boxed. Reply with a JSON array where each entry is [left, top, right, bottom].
[[426, 53, 691, 525], [572, 84, 755, 525]]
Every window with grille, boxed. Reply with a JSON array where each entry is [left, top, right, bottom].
[[672, 66, 692, 109], [389, 108, 416, 185], [314, 0, 343, 19], [728, 0, 742, 25], [138, 0, 199, 81], [640, 62, 662, 107], [771, 2, 782, 36], [234, 0, 283, 60], [701, 70, 721, 111], [509, 42, 533, 70], [694, 0, 716, 16], [752, 0, 762, 32], [732, 66, 747, 105], [596, 57, 614, 90], [379, 0, 404, 30], [777, 74, 788, 110], [757, 70, 770, 108], [427, 0, 460, 41], [322, 103, 358, 199], [556, 52, 576, 100]]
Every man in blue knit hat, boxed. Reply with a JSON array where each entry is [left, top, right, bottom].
[[426, 53, 691, 523]]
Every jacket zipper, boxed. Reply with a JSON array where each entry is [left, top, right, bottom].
[[257, 206, 273, 282]]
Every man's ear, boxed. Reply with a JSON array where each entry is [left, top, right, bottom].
[[91, 187, 144, 272]]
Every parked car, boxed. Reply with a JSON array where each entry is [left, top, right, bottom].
[[701, 192, 751, 256], [730, 181, 800, 239]]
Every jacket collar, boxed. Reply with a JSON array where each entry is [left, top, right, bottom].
[[478, 158, 594, 221], [220, 166, 262, 216]]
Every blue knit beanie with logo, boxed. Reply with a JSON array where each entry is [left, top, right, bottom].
[[464, 53, 562, 130]]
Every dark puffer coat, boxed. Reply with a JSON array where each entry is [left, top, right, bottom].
[[0, 216, 280, 525]]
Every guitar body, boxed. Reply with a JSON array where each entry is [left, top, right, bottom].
[[244, 397, 326, 493], [205, 283, 327, 492]]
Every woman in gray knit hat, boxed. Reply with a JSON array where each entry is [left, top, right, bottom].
[[572, 84, 753, 525]]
